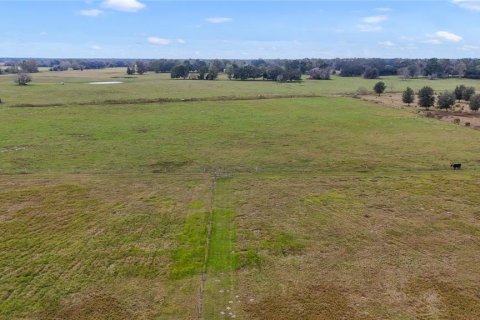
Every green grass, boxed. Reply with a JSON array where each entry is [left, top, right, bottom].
[[2, 68, 480, 319], [2, 97, 480, 175], [0, 175, 212, 319], [1, 68, 480, 107]]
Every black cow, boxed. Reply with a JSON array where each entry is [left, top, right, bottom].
[[451, 163, 462, 170]]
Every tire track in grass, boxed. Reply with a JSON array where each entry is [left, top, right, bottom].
[[200, 175, 240, 320], [196, 174, 217, 319]]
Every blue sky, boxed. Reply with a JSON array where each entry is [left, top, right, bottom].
[[1, 0, 480, 59]]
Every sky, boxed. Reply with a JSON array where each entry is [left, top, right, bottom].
[[0, 0, 480, 59]]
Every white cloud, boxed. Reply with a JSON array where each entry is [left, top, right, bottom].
[[91, 45, 102, 50], [147, 37, 171, 45], [362, 15, 388, 23], [102, 0, 145, 12], [427, 31, 463, 43], [206, 17, 232, 23], [177, 39, 186, 44], [460, 44, 480, 51], [79, 9, 104, 17], [452, 0, 480, 11], [424, 39, 442, 45], [436, 31, 463, 42], [379, 41, 395, 47], [357, 24, 383, 32], [375, 7, 392, 12]]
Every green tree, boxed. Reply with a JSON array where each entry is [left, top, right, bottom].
[[437, 91, 456, 110], [170, 65, 189, 79], [402, 87, 415, 106], [373, 81, 386, 96], [417, 86, 435, 109], [363, 67, 379, 79], [470, 94, 480, 111], [126, 66, 134, 75], [135, 61, 147, 75], [462, 87, 476, 101], [454, 85, 466, 100], [20, 60, 39, 73]]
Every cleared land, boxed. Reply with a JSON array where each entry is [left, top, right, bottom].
[[1, 68, 480, 107], [1, 69, 480, 319]]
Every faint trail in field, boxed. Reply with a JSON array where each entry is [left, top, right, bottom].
[[7, 94, 325, 108], [196, 173, 217, 320]]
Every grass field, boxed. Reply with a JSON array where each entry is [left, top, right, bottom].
[[1, 68, 480, 107], [1, 69, 480, 319]]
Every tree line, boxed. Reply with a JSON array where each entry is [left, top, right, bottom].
[[2, 58, 480, 80]]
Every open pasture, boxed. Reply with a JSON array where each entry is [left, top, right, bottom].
[[2, 68, 480, 107], [2, 69, 480, 319]]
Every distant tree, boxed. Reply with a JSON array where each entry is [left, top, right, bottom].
[[417, 86, 435, 109], [373, 81, 386, 96], [205, 63, 219, 80], [225, 64, 235, 80], [398, 67, 410, 80], [363, 67, 379, 79], [453, 61, 467, 77], [340, 63, 364, 77], [425, 58, 442, 78], [126, 66, 134, 75], [264, 66, 284, 81], [462, 87, 476, 101], [454, 85, 466, 100], [135, 61, 147, 75], [470, 94, 480, 111], [170, 65, 189, 79], [402, 87, 415, 106], [197, 64, 208, 80], [14, 73, 32, 85], [210, 59, 224, 72], [5, 65, 20, 74], [20, 60, 39, 73], [437, 91, 456, 110], [308, 67, 330, 80]]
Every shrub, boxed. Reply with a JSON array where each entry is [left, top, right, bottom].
[[373, 81, 386, 96], [454, 85, 466, 100], [14, 73, 32, 85], [356, 87, 369, 95], [470, 94, 480, 111], [437, 91, 456, 110], [402, 87, 415, 106], [462, 87, 476, 101], [453, 118, 461, 125], [465, 122, 471, 127], [417, 86, 435, 109]]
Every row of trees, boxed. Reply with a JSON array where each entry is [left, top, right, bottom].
[[401, 85, 480, 111], [370, 81, 479, 111]]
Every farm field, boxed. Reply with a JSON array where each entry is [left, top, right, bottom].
[[1, 68, 480, 107], [1, 69, 480, 319]]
